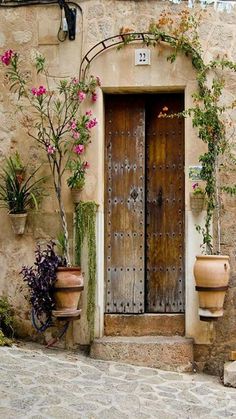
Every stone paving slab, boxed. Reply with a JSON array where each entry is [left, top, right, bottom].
[[0, 342, 236, 419]]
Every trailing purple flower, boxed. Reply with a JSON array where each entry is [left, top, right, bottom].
[[21, 242, 66, 322]]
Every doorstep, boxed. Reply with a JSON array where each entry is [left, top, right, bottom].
[[90, 335, 193, 372]]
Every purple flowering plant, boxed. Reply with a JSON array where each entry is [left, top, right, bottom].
[[192, 183, 205, 196], [0, 50, 100, 263]]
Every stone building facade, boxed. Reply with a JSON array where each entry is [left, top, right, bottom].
[[0, 0, 236, 375]]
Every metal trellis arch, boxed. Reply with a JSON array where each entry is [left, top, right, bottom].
[[79, 32, 156, 81]]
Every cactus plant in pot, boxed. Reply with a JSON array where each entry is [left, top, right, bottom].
[[0, 49, 100, 322]]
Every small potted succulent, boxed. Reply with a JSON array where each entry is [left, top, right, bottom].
[[190, 182, 205, 213], [67, 160, 89, 203], [0, 155, 45, 234]]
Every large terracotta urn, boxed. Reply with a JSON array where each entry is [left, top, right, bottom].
[[194, 255, 230, 321], [52, 267, 84, 319]]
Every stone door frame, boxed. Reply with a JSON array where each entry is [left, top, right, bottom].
[[87, 44, 213, 344]]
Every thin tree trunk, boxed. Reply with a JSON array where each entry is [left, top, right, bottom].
[[56, 185, 70, 265]]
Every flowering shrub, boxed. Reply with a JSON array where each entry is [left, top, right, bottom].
[[0, 49, 100, 263]]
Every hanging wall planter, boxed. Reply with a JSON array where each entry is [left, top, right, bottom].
[[194, 255, 230, 321], [52, 267, 84, 319], [70, 188, 82, 204], [9, 212, 27, 235], [190, 193, 205, 213]]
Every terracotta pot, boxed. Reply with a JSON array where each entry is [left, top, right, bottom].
[[9, 212, 27, 235], [190, 193, 205, 212], [71, 188, 82, 204], [52, 267, 84, 319], [194, 255, 230, 321]]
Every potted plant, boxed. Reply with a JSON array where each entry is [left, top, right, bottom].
[[21, 241, 84, 329], [0, 49, 100, 322], [190, 183, 205, 213], [0, 155, 45, 235], [67, 160, 89, 203]]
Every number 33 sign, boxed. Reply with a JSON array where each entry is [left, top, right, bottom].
[[135, 49, 151, 66]]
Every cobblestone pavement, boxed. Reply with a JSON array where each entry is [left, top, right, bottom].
[[0, 342, 236, 419]]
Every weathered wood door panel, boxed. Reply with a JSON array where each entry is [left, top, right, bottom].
[[105, 94, 185, 314], [105, 95, 145, 313], [146, 94, 185, 312]]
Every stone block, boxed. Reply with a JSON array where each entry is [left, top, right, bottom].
[[90, 336, 193, 372], [104, 314, 185, 337], [224, 361, 236, 387], [38, 19, 60, 45], [13, 30, 32, 44]]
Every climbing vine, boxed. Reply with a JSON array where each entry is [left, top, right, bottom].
[[75, 201, 97, 340], [120, 10, 236, 254]]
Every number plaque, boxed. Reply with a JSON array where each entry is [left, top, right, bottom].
[[135, 49, 151, 66]]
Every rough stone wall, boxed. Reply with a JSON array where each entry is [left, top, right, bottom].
[[0, 1, 236, 371]]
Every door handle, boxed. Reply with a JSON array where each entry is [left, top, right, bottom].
[[157, 187, 163, 206]]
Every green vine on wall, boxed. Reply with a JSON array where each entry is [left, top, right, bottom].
[[75, 201, 97, 340], [120, 10, 236, 254]]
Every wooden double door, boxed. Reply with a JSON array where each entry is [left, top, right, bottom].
[[105, 94, 185, 314]]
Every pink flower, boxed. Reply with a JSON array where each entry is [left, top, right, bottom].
[[38, 85, 46, 95], [192, 183, 199, 190], [86, 110, 92, 116], [0, 49, 14, 66], [92, 92, 98, 102], [72, 77, 79, 84], [47, 145, 56, 154], [73, 144, 84, 154], [83, 161, 90, 169], [31, 87, 38, 96], [31, 85, 47, 96], [85, 118, 98, 129], [70, 120, 76, 130], [78, 91, 86, 102], [72, 131, 80, 140], [96, 76, 101, 86]]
